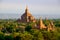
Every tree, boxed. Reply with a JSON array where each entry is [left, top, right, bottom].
[[0, 32, 5, 40], [5, 35, 13, 40], [42, 31, 59, 40], [30, 29, 44, 40], [25, 25, 32, 32], [19, 31, 33, 40]]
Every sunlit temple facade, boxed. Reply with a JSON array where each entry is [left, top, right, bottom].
[[17, 6, 55, 31], [21, 6, 36, 23], [37, 17, 55, 31]]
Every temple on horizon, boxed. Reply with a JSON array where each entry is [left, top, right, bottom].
[[17, 6, 55, 31], [21, 6, 36, 23]]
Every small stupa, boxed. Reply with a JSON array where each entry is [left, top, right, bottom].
[[37, 17, 46, 29], [47, 21, 55, 31]]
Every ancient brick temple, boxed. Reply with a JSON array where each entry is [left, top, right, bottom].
[[47, 21, 55, 31], [37, 17, 55, 31], [37, 17, 46, 29], [21, 6, 36, 23], [17, 6, 55, 31]]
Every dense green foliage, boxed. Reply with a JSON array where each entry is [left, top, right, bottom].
[[0, 19, 60, 40]]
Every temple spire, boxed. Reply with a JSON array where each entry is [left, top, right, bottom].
[[38, 17, 46, 29], [26, 5, 28, 10], [25, 5, 28, 13]]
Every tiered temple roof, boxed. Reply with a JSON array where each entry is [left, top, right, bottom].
[[17, 6, 55, 31], [21, 6, 36, 23]]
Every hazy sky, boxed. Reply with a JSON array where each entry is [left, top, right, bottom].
[[0, 0, 60, 19]]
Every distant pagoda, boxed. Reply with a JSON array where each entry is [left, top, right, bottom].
[[37, 17, 55, 31], [17, 6, 55, 31], [21, 6, 36, 23], [37, 17, 46, 29]]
